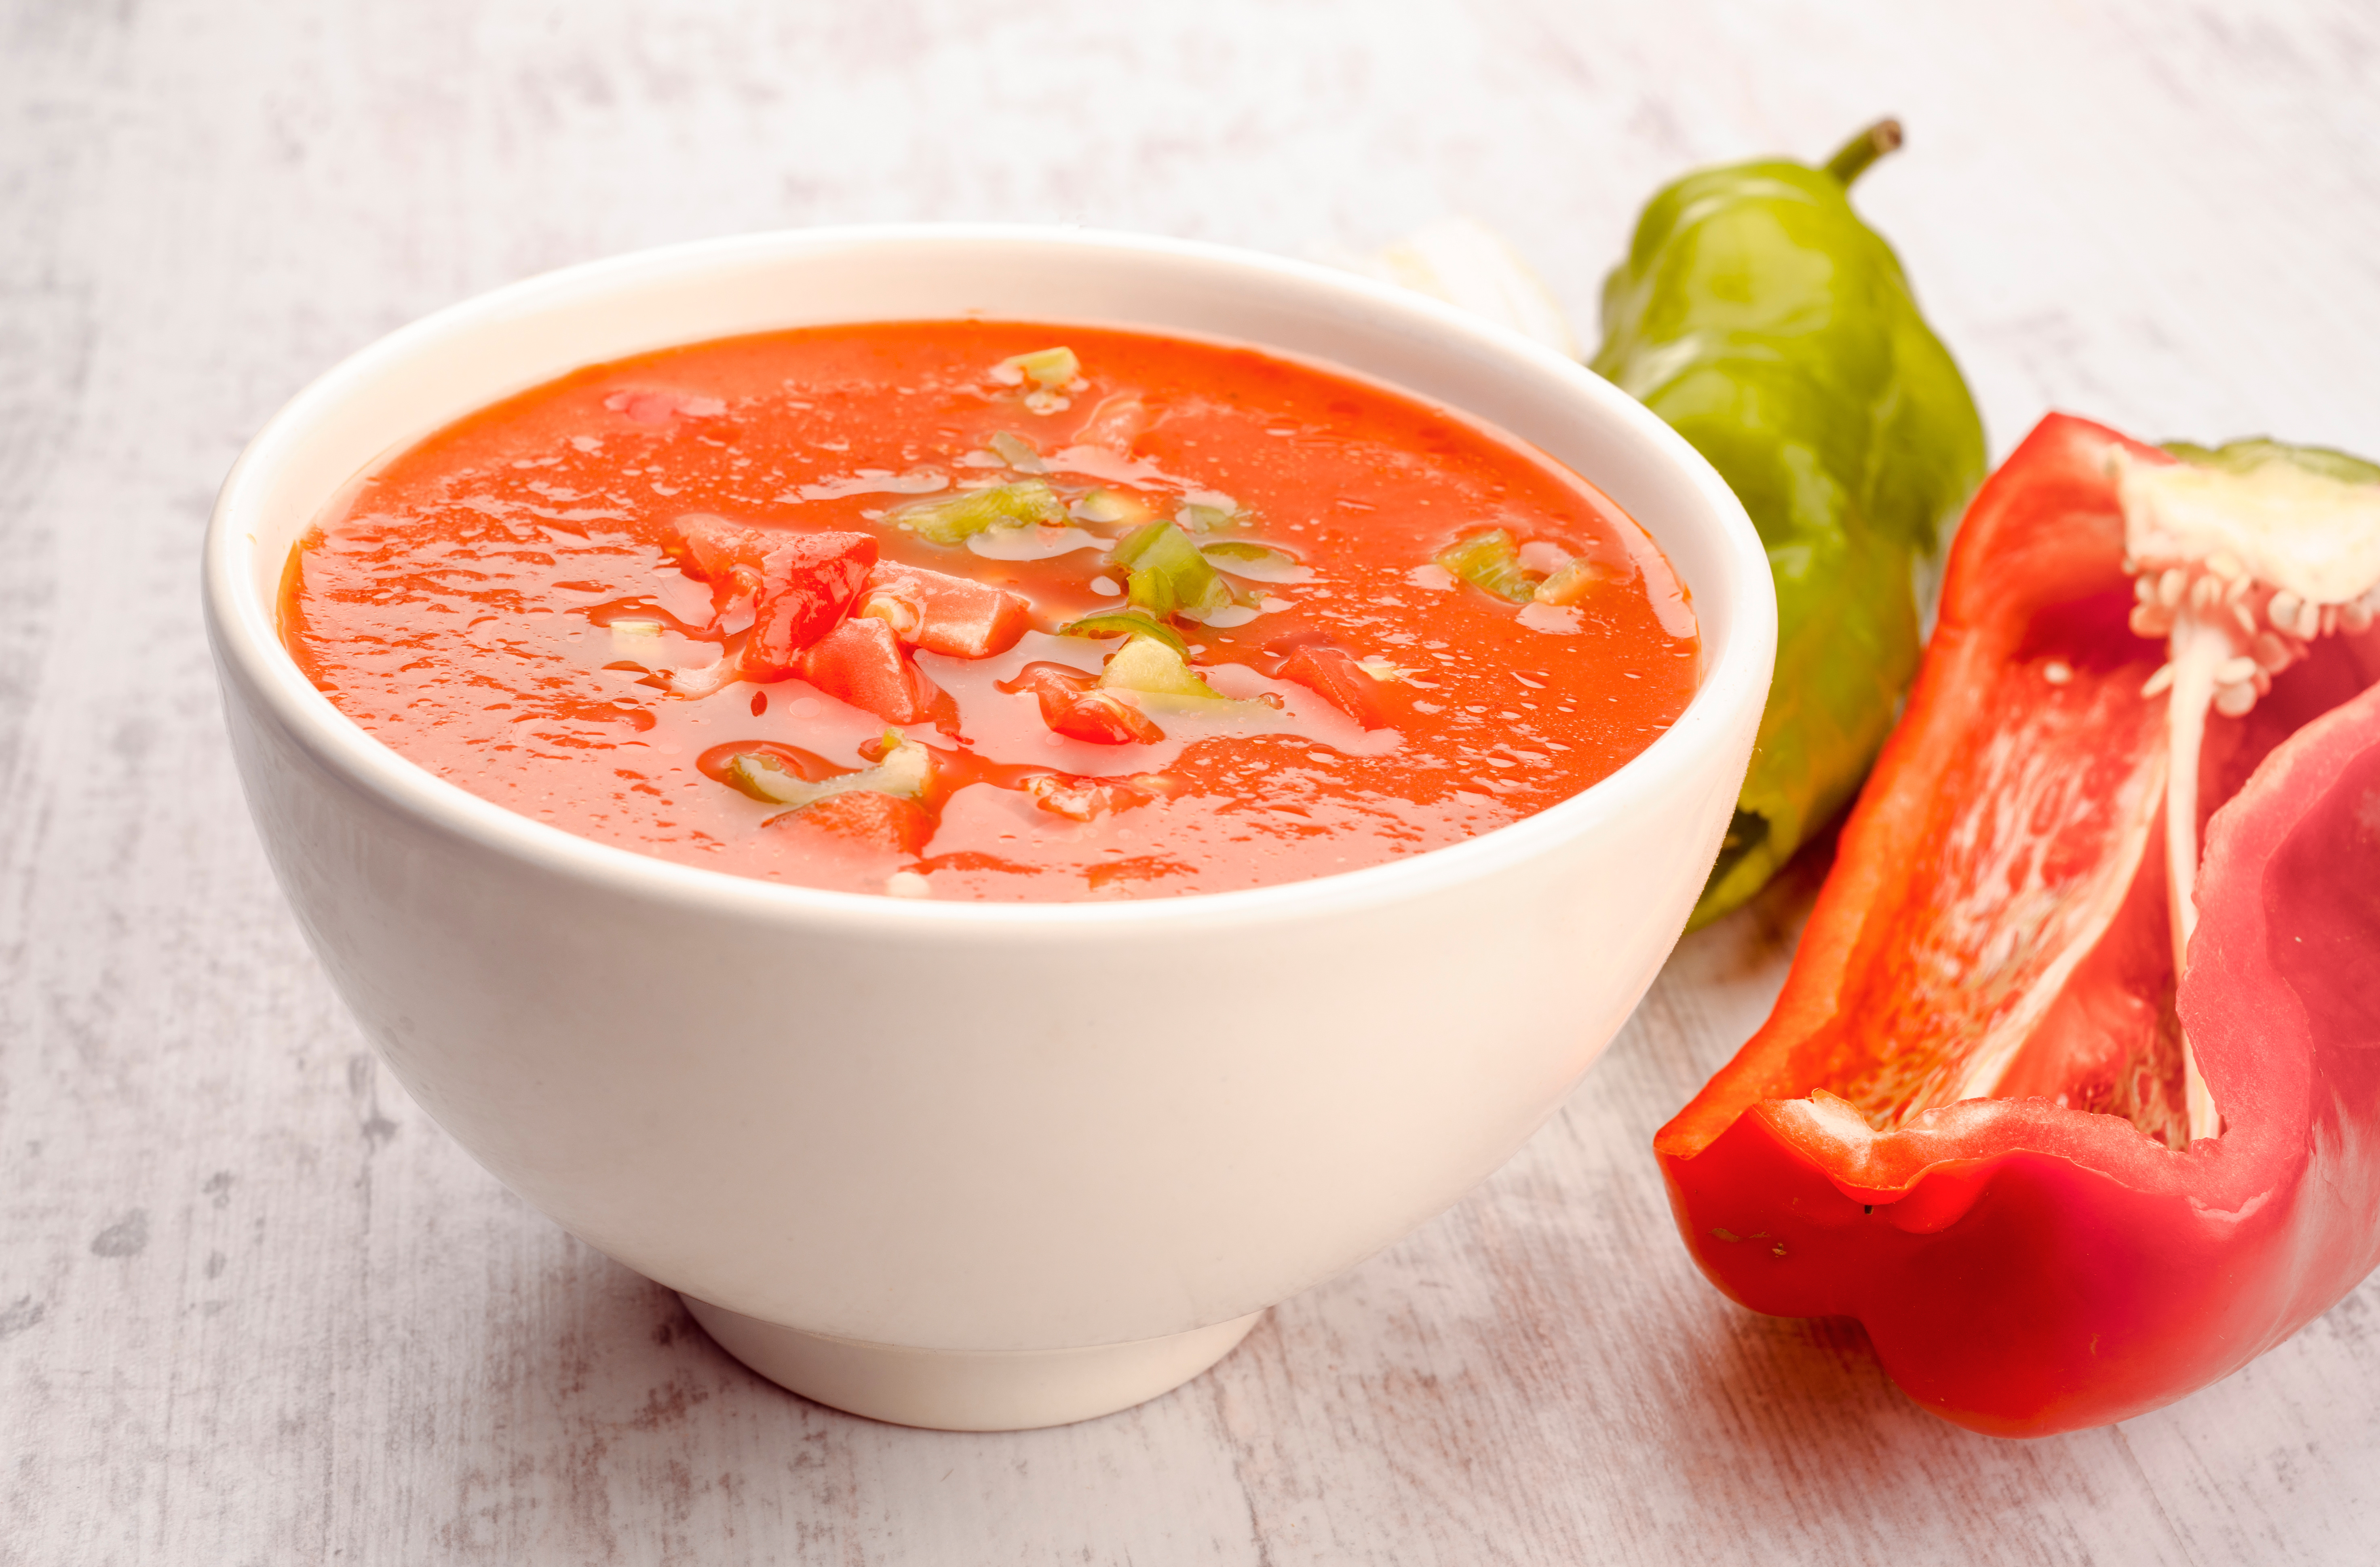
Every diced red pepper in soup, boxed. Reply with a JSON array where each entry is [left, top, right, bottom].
[[1279, 644, 1393, 730], [1003, 662, 1166, 745]]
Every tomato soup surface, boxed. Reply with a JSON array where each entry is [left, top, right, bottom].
[[287, 321, 1699, 900]]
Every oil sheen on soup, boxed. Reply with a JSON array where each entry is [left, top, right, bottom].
[[284, 321, 1701, 900]]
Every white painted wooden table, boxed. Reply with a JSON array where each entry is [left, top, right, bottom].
[[6, 3, 2378, 1561]]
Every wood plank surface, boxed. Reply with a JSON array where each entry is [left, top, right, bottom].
[[4, 2, 2378, 1562]]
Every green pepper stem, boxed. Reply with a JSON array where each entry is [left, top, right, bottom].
[[1822, 119, 1903, 186]]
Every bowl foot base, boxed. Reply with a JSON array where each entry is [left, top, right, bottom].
[[678, 1295, 1264, 1430]]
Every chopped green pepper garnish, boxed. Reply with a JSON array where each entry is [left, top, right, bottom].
[[1200, 540, 1309, 583], [1110, 519, 1237, 621], [889, 480, 1066, 546], [1127, 571, 1179, 619], [1055, 608, 1191, 658], [1072, 488, 1153, 526], [1176, 502, 1236, 534], [1098, 636, 1224, 700], [988, 432, 1046, 473], [1532, 557, 1613, 606], [1437, 529, 1542, 602], [996, 346, 1080, 390], [726, 731, 931, 809]]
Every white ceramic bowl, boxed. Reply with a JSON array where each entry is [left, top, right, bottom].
[[204, 226, 1772, 1430]]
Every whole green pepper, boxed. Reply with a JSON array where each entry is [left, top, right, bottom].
[[1592, 120, 1986, 928]]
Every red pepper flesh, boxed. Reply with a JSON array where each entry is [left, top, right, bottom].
[[1656, 414, 2380, 1436], [1001, 661, 1166, 746], [1278, 644, 1392, 730]]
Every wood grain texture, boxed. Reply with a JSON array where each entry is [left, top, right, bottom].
[[4, 1, 2378, 1561]]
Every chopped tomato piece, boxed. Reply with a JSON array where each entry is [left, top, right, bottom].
[[671, 513, 776, 581], [667, 519, 876, 676], [1001, 661, 1165, 745], [1279, 644, 1391, 730], [857, 562, 1033, 658], [800, 615, 952, 726], [767, 790, 935, 855], [743, 534, 878, 680], [668, 515, 771, 630]]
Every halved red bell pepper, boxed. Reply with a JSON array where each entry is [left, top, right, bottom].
[[1657, 414, 2380, 1436]]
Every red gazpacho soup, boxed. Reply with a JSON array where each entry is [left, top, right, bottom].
[[283, 321, 1699, 899]]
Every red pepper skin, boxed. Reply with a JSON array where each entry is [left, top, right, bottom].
[[1000, 662, 1166, 745], [1657, 414, 2380, 1436]]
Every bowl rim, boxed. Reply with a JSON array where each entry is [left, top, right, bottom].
[[204, 222, 1773, 937]]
